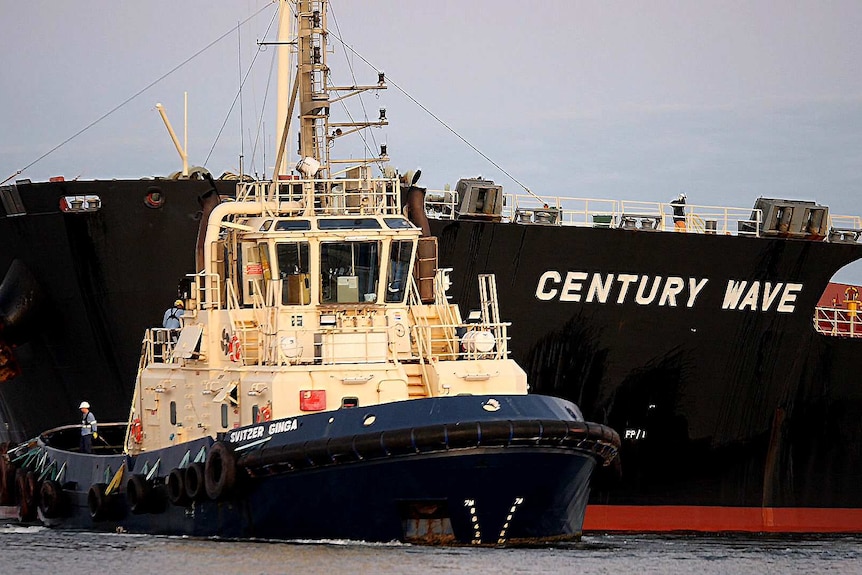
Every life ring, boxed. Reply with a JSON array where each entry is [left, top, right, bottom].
[[257, 404, 272, 423], [204, 441, 237, 500], [130, 418, 144, 444], [166, 468, 190, 507], [845, 286, 859, 301], [39, 480, 65, 518], [228, 335, 242, 363], [125, 473, 153, 515], [184, 462, 208, 501]]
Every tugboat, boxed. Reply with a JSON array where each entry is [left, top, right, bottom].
[[0, 0, 619, 544]]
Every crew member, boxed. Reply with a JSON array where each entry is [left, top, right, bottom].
[[79, 401, 98, 454], [163, 299, 185, 330], [670, 193, 687, 231]]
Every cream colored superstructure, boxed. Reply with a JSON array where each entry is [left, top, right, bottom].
[[124, 0, 526, 454], [127, 181, 526, 454]]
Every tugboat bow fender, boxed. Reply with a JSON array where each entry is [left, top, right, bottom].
[[204, 441, 237, 500], [236, 419, 621, 475]]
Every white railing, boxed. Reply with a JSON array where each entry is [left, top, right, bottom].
[[814, 306, 862, 338], [425, 190, 767, 237], [238, 177, 401, 217]]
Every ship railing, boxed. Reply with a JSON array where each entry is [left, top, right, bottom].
[[408, 321, 512, 362], [143, 328, 180, 364], [827, 215, 862, 243], [830, 214, 862, 230], [237, 177, 401, 217], [426, 190, 765, 237], [424, 190, 458, 218], [190, 272, 223, 311], [407, 274, 511, 362], [306, 326, 392, 365], [814, 306, 862, 338]]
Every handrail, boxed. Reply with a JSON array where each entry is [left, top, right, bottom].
[[425, 191, 774, 238], [814, 306, 862, 338]]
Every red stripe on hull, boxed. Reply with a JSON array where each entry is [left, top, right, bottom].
[[584, 505, 862, 533]]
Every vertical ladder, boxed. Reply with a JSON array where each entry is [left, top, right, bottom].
[[478, 274, 504, 357]]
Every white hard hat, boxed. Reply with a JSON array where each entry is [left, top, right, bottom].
[[79, 401, 90, 409]]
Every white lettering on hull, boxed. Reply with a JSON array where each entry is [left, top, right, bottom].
[[228, 418, 298, 444], [536, 271, 802, 313]]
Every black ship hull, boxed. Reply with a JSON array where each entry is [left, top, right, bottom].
[[429, 218, 862, 531], [3, 179, 862, 531]]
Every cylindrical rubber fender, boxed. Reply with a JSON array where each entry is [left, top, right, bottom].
[[564, 420, 588, 443], [411, 426, 447, 453], [126, 473, 153, 515], [537, 419, 570, 444], [351, 432, 387, 460], [477, 420, 513, 446], [445, 422, 480, 449], [380, 429, 417, 456], [166, 468, 190, 507], [87, 482, 111, 521], [16, 469, 37, 522], [325, 435, 360, 464], [205, 442, 237, 500], [39, 479, 65, 518], [509, 420, 543, 444], [184, 462, 207, 501], [303, 439, 332, 467]]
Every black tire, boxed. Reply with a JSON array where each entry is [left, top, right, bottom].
[[16, 469, 38, 522], [0, 455, 15, 506], [166, 468, 190, 506], [126, 474, 152, 515], [39, 480, 65, 518], [205, 442, 237, 500], [88, 482, 110, 521], [184, 462, 207, 501]]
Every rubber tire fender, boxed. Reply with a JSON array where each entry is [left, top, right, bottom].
[[87, 482, 110, 521], [184, 462, 207, 501], [204, 442, 237, 500], [166, 467, 190, 506], [39, 479, 65, 518], [0, 454, 15, 505], [16, 469, 38, 522], [126, 473, 152, 515]]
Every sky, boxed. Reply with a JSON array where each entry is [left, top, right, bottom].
[[2, 0, 862, 279]]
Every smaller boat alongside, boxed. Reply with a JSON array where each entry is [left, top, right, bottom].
[[0, 175, 618, 544], [0, 1, 618, 544]]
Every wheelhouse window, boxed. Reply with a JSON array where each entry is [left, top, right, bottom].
[[277, 241, 310, 305], [321, 241, 380, 304], [386, 240, 414, 303]]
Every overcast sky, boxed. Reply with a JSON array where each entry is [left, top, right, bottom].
[[3, 0, 862, 279]]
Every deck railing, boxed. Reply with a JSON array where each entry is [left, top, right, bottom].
[[814, 306, 862, 338], [237, 178, 401, 217], [425, 191, 765, 238]]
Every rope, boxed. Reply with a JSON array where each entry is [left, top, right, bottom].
[[326, 29, 542, 202], [2, 1, 276, 186]]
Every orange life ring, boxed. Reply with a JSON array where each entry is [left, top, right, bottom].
[[845, 286, 859, 302], [131, 418, 143, 444], [228, 335, 242, 363]]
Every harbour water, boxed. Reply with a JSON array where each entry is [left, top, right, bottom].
[[1, 525, 860, 574]]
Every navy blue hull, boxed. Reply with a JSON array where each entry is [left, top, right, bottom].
[[20, 395, 614, 545]]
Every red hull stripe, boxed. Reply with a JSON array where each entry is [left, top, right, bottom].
[[583, 505, 862, 533]]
